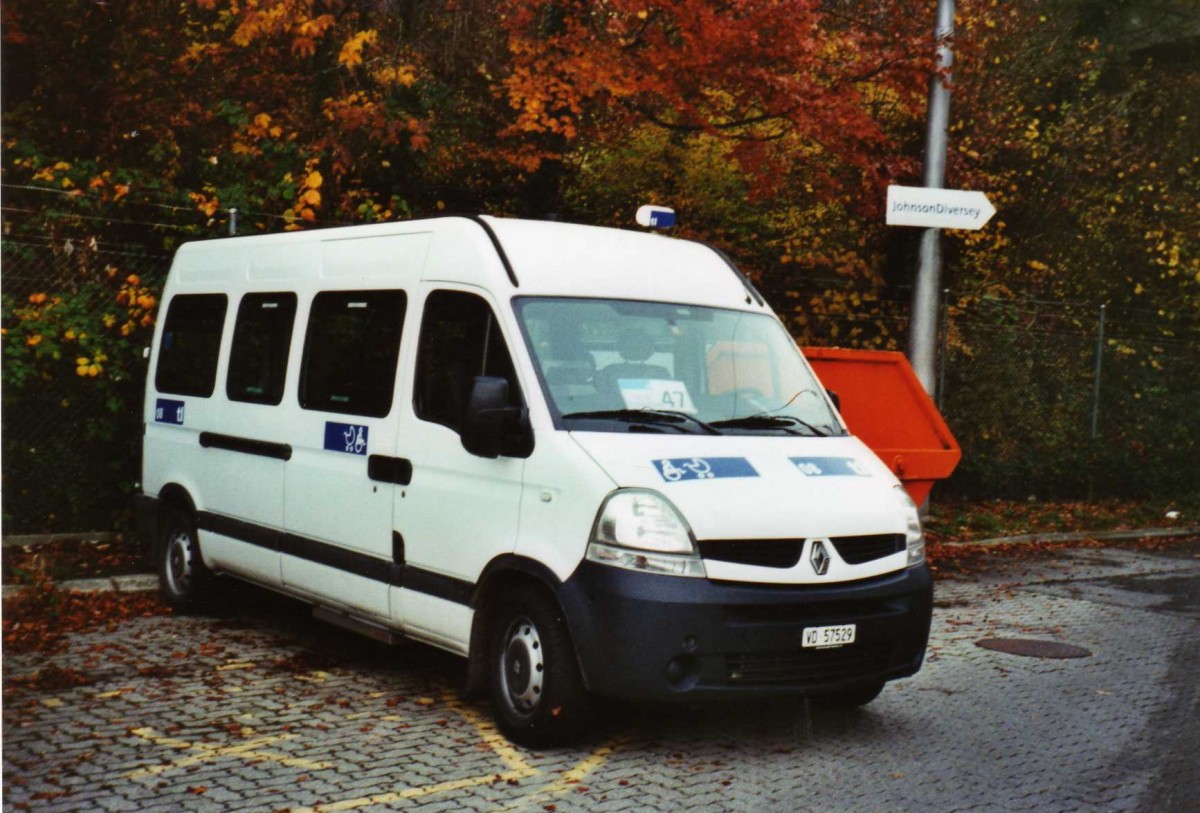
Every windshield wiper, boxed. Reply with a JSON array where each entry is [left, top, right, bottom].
[[710, 414, 831, 437], [561, 409, 722, 435]]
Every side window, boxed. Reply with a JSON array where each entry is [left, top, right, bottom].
[[414, 290, 521, 433], [155, 293, 228, 397], [226, 292, 298, 405], [299, 290, 406, 418]]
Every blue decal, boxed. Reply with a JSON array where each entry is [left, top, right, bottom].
[[653, 457, 758, 483], [648, 210, 676, 228], [154, 398, 186, 425], [324, 422, 369, 455], [790, 457, 871, 477]]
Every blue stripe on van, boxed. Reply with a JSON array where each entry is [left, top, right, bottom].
[[653, 457, 759, 482], [789, 457, 871, 477]]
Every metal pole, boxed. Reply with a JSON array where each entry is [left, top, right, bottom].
[[1091, 304, 1106, 439], [228, 207, 238, 237], [937, 287, 950, 411], [908, 0, 956, 396]]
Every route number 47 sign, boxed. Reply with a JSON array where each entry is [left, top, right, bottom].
[[618, 378, 697, 413]]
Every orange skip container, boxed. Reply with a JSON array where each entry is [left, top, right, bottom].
[[802, 347, 961, 505]]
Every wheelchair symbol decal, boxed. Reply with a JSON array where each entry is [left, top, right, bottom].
[[652, 457, 758, 482], [324, 422, 369, 455]]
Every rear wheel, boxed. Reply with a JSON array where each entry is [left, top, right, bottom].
[[488, 586, 591, 747], [157, 509, 211, 612]]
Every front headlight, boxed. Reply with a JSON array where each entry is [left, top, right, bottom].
[[586, 489, 706, 578], [895, 485, 925, 566]]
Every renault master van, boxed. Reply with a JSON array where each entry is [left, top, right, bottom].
[[136, 215, 932, 745]]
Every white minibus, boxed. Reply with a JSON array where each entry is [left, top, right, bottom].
[[137, 215, 932, 745]]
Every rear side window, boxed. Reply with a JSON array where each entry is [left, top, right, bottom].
[[299, 290, 406, 417], [155, 294, 228, 397], [227, 292, 297, 405], [414, 290, 521, 433]]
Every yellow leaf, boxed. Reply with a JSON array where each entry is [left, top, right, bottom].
[[303, 189, 321, 207], [305, 171, 323, 190], [338, 29, 377, 68]]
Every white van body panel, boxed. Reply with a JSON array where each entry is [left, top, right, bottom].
[[277, 235, 425, 620], [513, 434, 619, 582], [422, 219, 514, 289], [484, 218, 749, 307], [394, 592, 474, 655], [386, 281, 527, 649], [568, 432, 906, 584]]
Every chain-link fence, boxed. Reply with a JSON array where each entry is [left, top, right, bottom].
[[939, 298, 1199, 501], [3, 207, 1197, 533], [2, 234, 172, 533]]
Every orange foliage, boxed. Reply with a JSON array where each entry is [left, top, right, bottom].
[[497, 0, 930, 189]]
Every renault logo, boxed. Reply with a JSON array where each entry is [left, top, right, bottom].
[[810, 540, 831, 576]]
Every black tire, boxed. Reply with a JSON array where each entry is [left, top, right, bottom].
[[157, 508, 211, 613], [488, 586, 592, 747], [816, 680, 885, 710]]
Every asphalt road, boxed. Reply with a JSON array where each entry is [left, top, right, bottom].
[[4, 540, 1198, 812]]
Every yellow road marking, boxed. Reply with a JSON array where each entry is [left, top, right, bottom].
[[127, 680, 620, 812], [286, 689, 539, 813], [492, 737, 623, 813], [126, 728, 333, 781], [293, 670, 332, 683], [215, 661, 256, 671]]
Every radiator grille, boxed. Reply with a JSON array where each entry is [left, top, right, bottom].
[[829, 534, 905, 564], [697, 539, 804, 568], [698, 534, 904, 568], [725, 644, 891, 685]]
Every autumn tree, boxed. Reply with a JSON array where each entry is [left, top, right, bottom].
[[934, 0, 1199, 497]]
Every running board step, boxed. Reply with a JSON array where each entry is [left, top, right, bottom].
[[313, 606, 405, 645]]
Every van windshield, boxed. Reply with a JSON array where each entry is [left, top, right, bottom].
[[513, 298, 844, 436]]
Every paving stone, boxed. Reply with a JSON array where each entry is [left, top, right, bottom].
[[3, 542, 1198, 812], [62, 578, 118, 593], [111, 574, 159, 593]]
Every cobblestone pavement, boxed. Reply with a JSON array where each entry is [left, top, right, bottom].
[[4, 541, 1198, 812]]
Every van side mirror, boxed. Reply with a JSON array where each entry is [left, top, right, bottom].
[[826, 388, 841, 414], [462, 376, 534, 459]]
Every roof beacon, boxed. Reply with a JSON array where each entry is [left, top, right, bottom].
[[636, 205, 676, 229]]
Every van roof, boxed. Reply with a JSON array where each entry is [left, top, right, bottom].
[[482, 217, 758, 309], [171, 215, 763, 311]]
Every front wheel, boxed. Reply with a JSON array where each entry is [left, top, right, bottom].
[[488, 586, 592, 747], [157, 509, 211, 613]]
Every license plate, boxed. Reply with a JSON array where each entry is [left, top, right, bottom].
[[802, 624, 857, 649]]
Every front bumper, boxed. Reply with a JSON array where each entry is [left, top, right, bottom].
[[556, 560, 933, 702]]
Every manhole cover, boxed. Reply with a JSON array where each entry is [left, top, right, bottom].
[[975, 638, 1092, 659]]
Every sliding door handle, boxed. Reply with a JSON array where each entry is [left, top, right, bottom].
[[368, 455, 413, 486]]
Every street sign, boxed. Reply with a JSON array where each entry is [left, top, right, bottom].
[[886, 185, 995, 230]]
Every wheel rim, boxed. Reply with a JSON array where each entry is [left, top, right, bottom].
[[164, 529, 193, 597], [499, 615, 544, 715]]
